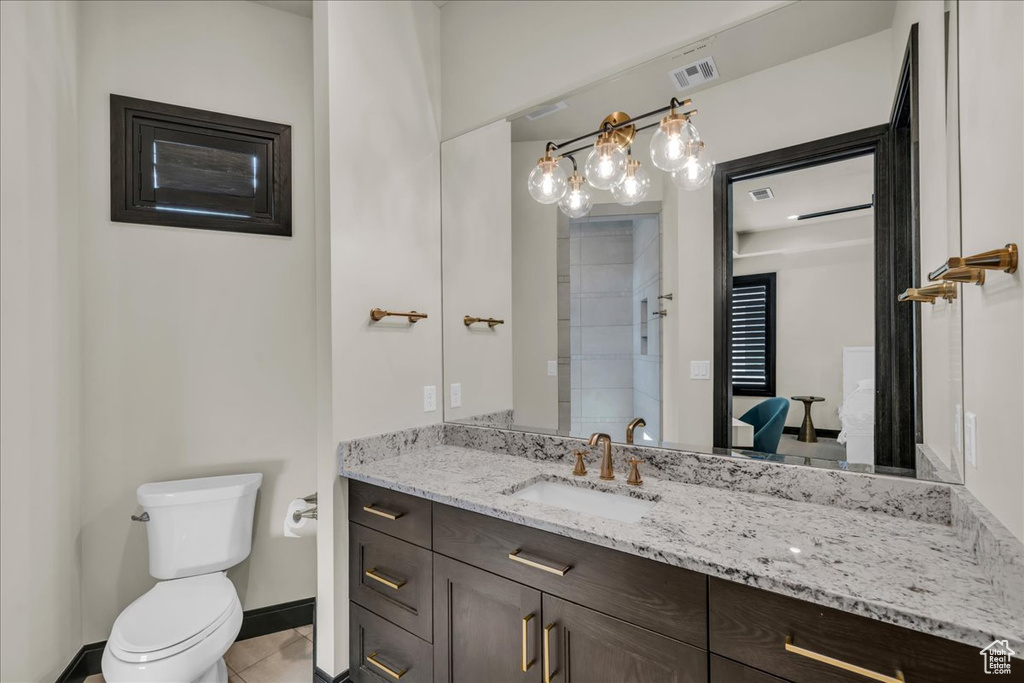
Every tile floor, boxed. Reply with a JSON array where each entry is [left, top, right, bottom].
[[83, 624, 313, 683]]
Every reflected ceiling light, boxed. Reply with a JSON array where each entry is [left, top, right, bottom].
[[611, 153, 651, 205], [558, 171, 593, 218], [528, 97, 711, 218], [670, 141, 715, 191], [527, 151, 568, 204]]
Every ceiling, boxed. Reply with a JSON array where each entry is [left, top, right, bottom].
[[733, 155, 875, 234], [250, 0, 312, 19], [510, 0, 896, 142]]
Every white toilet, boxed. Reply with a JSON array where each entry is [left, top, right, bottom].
[[102, 473, 263, 683]]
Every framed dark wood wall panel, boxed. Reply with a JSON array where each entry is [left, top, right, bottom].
[[110, 94, 291, 236]]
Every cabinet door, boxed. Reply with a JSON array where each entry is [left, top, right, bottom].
[[434, 554, 543, 683], [542, 595, 707, 683]]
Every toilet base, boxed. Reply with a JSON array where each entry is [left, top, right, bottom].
[[194, 658, 228, 683]]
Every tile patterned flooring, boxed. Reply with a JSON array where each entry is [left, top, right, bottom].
[[84, 624, 313, 683]]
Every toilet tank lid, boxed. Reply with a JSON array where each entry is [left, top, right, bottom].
[[138, 473, 262, 507]]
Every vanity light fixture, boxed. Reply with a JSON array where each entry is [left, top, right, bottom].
[[528, 97, 713, 218]]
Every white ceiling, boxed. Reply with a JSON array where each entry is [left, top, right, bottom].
[[510, 0, 896, 142], [733, 155, 875, 234]]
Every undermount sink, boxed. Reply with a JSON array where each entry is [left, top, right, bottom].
[[511, 479, 658, 523]]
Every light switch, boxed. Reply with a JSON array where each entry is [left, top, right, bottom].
[[547, 360, 558, 377], [690, 360, 711, 380], [423, 385, 437, 413], [965, 411, 977, 467], [450, 383, 462, 408]]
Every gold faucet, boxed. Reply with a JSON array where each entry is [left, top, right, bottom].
[[626, 417, 646, 444], [588, 433, 615, 480]]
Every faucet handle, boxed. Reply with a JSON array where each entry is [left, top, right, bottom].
[[626, 458, 644, 486], [572, 450, 588, 476]]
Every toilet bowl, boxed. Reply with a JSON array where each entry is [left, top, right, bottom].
[[102, 473, 262, 683]]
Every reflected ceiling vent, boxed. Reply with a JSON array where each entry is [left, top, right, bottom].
[[669, 57, 719, 92], [524, 101, 568, 121], [748, 187, 775, 202]]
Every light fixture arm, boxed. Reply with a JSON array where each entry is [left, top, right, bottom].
[[542, 97, 694, 157]]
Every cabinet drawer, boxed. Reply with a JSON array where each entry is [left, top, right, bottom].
[[710, 655, 787, 683], [543, 594, 707, 683], [433, 503, 707, 648], [710, 578, 1012, 683], [350, 523, 433, 641], [351, 603, 433, 683], [350, 479, 432, 548]]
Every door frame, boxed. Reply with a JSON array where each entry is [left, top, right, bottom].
[[712, 123, 917, 471]]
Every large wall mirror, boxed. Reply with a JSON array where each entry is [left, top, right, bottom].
[[441, 0, 966, 483]]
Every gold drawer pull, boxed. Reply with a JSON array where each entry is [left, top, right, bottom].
[[363, 504, 403, 520], [508, 549, 571, 576], [543, 623, 557, 683], [522, 614, 535, 672], [785, 636, 905, 682], [365, 568, 406, 590], [366, 651, 407, 680]]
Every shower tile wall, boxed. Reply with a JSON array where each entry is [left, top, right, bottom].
[[632, 215, 662, 442]]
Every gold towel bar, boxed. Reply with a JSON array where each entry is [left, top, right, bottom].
[[929, 243, 1018, 280], [464, 315, 505, 328], [370, 308, 428, 323], [898, 282, 957, 304]]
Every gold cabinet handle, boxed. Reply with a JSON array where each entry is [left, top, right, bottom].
[[522, 614, 535, 672], [366, 651, 407, 680], [543, 623, 557, 683], [364, 568, 406, 590], [362, 504, 403, 520], [785, 636, 905, 682], [508, 549, 571, 576]]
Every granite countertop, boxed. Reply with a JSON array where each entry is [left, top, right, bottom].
[[341, 443, 1023, 651]]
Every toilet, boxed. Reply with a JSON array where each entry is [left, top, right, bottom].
[[102, 473, 263, 683]]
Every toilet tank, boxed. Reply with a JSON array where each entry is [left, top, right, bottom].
[[137, 473, 263, 580]]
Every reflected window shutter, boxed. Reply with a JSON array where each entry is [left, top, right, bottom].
[[731, 273, 776, 396]]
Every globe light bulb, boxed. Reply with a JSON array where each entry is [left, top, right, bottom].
[[527, 155, 568, 204], [611, 157, 650, 206], [584, 133, 627, 190], [558, 171, 593, 218], [670, 141, 715, 191], [650, 112, 700, 171]]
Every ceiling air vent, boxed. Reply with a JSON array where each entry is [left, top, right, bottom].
[[669, 57, 719, 92], [524, 101, 568, 121], [748, 187, 774, 202]]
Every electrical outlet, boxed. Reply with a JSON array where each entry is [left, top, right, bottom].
[[690, 360, 711, 380], [965, 411, 977, 467], [547, 360, 558, 377], [423, 385, 437, 413], [450, 383, 462, 408]]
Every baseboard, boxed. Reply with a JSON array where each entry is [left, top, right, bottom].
[[55, 596, 316, 682], [316, 666, 350, 683], [782, 426, 841, 439]]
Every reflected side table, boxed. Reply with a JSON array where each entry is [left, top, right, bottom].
[[791, 396, 825, 443]]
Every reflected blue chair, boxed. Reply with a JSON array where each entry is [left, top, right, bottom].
[[738, 397, 790, 454]]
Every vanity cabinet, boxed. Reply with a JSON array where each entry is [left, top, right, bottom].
[[348, 480, 1003, 683]]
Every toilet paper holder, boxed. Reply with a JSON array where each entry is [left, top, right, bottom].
[[293, 492, 318, 523]]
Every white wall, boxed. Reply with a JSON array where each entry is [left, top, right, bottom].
[[439, 0, 787, 139], [958, 0, 1024, 541], [442, 120, 514, 421], [76, 0, 317, 642], [0, 2, 82, 680], [662, 30, 894, 447], [321, 0, 442, 673], [733, 238, 876, 431]]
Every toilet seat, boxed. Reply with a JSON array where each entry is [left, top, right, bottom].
[[108, 573, 237, 663]]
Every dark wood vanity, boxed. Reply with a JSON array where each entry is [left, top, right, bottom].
[[348, 480, 1009, 683]]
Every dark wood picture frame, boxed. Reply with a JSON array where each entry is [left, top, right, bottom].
[[110, 94, 292, 236], [731, 272, 777, 398]]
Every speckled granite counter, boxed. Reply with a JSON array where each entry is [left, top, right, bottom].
[[340, 430, 1023, 652]]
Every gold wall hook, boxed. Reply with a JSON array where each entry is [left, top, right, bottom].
[[370, 308, 428, 323], [464, 315, 505, 328], [929, 243, 1018, 280], [898, 281, 957, 304], [939, 266, 986, 285]]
